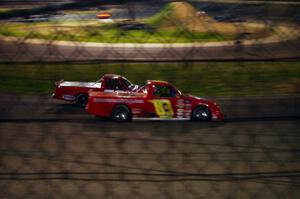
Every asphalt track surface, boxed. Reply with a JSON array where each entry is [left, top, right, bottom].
[[0, 38, 300, 62], [0, 94, 299, 198]]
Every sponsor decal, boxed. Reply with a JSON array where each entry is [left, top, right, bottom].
[[63, 95, 76, 101], [94, 98, 144, 104], [132, 108, 141, 114], [103, 89, 114, 93], [184, 99, 191, 104], [177, 109, 184, 113], [103, 90, 127, 93], [184, 99, 192, 107], [176, 99, 184, 108], [150, 99, 174, 119]]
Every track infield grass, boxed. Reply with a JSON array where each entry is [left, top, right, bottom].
[[0, 62, 299, 97]]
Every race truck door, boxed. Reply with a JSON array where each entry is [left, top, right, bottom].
[[150, 84, 182, 119]]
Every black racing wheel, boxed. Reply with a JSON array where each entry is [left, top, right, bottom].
[[191, 106, 212, 121], [76, 94, 88, 107], [111, 105, 132, 122]]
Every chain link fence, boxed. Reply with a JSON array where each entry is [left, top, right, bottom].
[[0, 0, 299, 61], [0, 0, 300, 198]]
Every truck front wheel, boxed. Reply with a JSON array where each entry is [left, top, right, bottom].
[[111, 105, 132, 122], [191, 106, 212, 121]]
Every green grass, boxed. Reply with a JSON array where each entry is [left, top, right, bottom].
[[0, 62, 299, 97], [147, 3, 173, 27], [0, 22, 232, 43]]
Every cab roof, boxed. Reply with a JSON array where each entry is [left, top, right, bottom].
[[103, 74, 122, 79], [147, 80, 170, 86]]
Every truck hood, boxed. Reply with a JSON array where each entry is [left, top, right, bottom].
[[188, 95, 214, 104], [59, 81, 101, 88]]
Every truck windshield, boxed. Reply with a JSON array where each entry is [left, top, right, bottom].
[[154, 85, 177, 98], [137, 84, 147, 94], [122, 78, 132, 87]]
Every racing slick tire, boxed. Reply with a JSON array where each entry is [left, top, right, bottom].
[[191, 106, 212, 121], [76, 93, 88, 107], [111, 105, 132, 122]]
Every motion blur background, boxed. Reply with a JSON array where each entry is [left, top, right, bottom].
[[0, 0, 299, 198]]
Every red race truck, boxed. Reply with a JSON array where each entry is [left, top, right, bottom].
[[86, 80, 224, 122], [53, 74, 138, 106]]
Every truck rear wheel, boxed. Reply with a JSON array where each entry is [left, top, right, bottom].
[[76, 94, 88, 107], [111, 105, 132, 122]]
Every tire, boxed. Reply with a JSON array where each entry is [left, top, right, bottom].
[[191, 106, 212, 121], [111, 105, 132, 122], [76, 94, 88, 107]]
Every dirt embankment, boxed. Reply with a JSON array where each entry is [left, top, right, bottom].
[[152, 2, 274, 38]]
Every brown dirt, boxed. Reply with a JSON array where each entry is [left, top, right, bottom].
[[161, 2, 271, 37]]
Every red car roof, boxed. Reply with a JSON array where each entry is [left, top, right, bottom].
[[147, 80, 172, 86], [103, 74, 122, 78]]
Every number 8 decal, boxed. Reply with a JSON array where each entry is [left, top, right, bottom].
[[150, 99, 174, 118]]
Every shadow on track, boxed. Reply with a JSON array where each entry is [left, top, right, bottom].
[[45, 103, 86, 115], [1, 115, 299, 123]]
